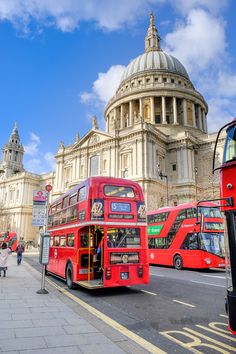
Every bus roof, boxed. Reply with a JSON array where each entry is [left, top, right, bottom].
[[50, 176, 142, 206], [147, 201, 220, 215]]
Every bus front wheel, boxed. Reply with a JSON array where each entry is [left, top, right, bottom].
[[66, 263, 75, 289], [174, 255, 183, 270]]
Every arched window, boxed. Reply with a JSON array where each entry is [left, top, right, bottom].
[[90, 155, 99, 176]]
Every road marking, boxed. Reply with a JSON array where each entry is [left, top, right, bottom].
[[173, 300, 195, 308], [46, 279, 166, 354], [150, 273, 164, 277], [196, 324, 236, 341], [201, 275, 225, 279], [190, 280, 225, 288], [141, 290, 157, 296], [184, 327, 236, 352], [220, 314, 228, 319]]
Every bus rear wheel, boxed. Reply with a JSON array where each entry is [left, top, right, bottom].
[[66, 263, 75, 289], [174, 255, 183, 270]]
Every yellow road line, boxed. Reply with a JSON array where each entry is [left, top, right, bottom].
[[46, 279, 166, 354], [173, 300, 195, 308], [141, 290, 157, 296], [196, 324, 236, 341], [184, 328, 236, 352]]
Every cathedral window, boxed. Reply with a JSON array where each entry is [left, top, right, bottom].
[[163, 77, 167, 82], [171, 79, 175, 83], [166, 115, 170, 124], [155, 115, 161, 124], [172, 164, 176, 171], [90, 155, 99, 176]]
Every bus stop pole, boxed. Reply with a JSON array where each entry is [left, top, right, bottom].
[[37, 190, 50, 294]]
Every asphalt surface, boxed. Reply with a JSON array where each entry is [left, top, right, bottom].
[[25, 255, 236, 353]]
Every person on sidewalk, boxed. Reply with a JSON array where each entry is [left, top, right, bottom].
[[16, 242, 25, 265], [0, 242, 12, 277]]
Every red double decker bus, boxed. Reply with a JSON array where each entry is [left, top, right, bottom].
[[147, 202, 225, 270], [0, 232, 18, 251], [213, 118, 236, 334], [47, 177, 149, 289]]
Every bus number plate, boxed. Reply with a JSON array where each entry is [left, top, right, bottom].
[[120, 272, 129, 280]]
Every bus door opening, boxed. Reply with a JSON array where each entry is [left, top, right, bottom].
[[93, 227, 104, 280], [79, 227, 93, 281]]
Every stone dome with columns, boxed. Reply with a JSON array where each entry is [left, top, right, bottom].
[[105, 13, 208, 135], [51, 14, 223, 211]]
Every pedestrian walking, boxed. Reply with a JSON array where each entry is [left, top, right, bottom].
[[0, 242, 12, 277], [16, 242, 25, 265]]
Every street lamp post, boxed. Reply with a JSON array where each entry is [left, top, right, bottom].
[[194, 167, 198, 201]]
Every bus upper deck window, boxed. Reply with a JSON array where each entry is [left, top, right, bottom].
[[104, 185, 135, 198]]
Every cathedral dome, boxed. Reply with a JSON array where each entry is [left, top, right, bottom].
[[120, 50, 189, 83]]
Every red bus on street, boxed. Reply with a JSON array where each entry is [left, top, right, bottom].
[[213, 118, 236, 334], [47, 176, 149, 289], [148, 202, 225, 270], [0, 232, 18, 251]]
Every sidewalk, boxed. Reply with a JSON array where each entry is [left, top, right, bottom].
[[0, 255, 153, 354]]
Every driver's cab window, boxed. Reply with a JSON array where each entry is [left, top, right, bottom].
[[181, 233, 198, 250], [224, 125, 236, 163]]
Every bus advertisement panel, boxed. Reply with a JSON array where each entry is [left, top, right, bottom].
[[47, 177, 149, 289], [147, 202, 225, 270]]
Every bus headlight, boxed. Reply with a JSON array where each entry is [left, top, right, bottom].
[[205, 258, 211, 265]]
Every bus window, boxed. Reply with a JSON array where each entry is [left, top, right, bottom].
[[107, 228, 140, 248], [67, 234, 75, 247], [60, 236, 66, 247], [79, 187, 86, 201], [54, 236, 60, 246], [181, 233, 198, 250], [70, 194, 77, 205], [63, 196, 69, 209], [147, 212, 169, 223], [148, 237, 167, 249], [104, 185, 134, 198]]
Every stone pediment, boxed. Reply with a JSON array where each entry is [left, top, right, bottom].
[[72, 129, 112, 150]]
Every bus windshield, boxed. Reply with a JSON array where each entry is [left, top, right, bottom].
[[199, 232, 225, 257], [199, 207, 222, 218], [223, 125, 236, 164], [107, 228, 140, 248]]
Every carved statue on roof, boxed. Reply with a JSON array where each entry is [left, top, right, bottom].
[[92, 115, 98, 129]]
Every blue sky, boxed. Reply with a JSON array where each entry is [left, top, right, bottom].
[[0, 0, 235, 174]]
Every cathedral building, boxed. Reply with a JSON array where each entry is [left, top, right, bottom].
[[52, 15, 224, 209], [0, 124, 53, 242], [0, 15, 225, 242]]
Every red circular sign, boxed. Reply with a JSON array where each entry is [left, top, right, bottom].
[[45, 184, 52, 192]]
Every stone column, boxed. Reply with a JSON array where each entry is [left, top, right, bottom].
[[183, 99, 188, 125], [120, 104, 124, 129], [139, 98, 143, 119], [150, 96, 155, 123], [173, 97, 178, 124], [202, 110, 207, 133], [162, 96, 167, 124], [106, 115, 109, 132], [198, 106, 203, 130], [192, 103, 197, 127], [114, 108, 117, 129], [129, 100, 133, 126]]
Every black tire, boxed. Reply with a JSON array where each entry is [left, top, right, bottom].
[[174, 255, 183, 270], [66, 263, 75, 289]]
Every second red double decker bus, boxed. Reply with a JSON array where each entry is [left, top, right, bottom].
[[0, 232, 18, 251], [148, 202, 225, 270], [47, 176, 149, 289]]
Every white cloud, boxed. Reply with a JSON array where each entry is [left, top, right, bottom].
[[79, 65, 125, 105], [0, 0, 161, 33], [170, 0, 229, 16], [44, 152, 56, 170], [164, 9, 226, 76], [217, 72, 236, 98], [24, 132, 41, 156]]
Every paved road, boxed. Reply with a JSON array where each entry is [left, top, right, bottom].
[[25, 255, 236, 353]]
